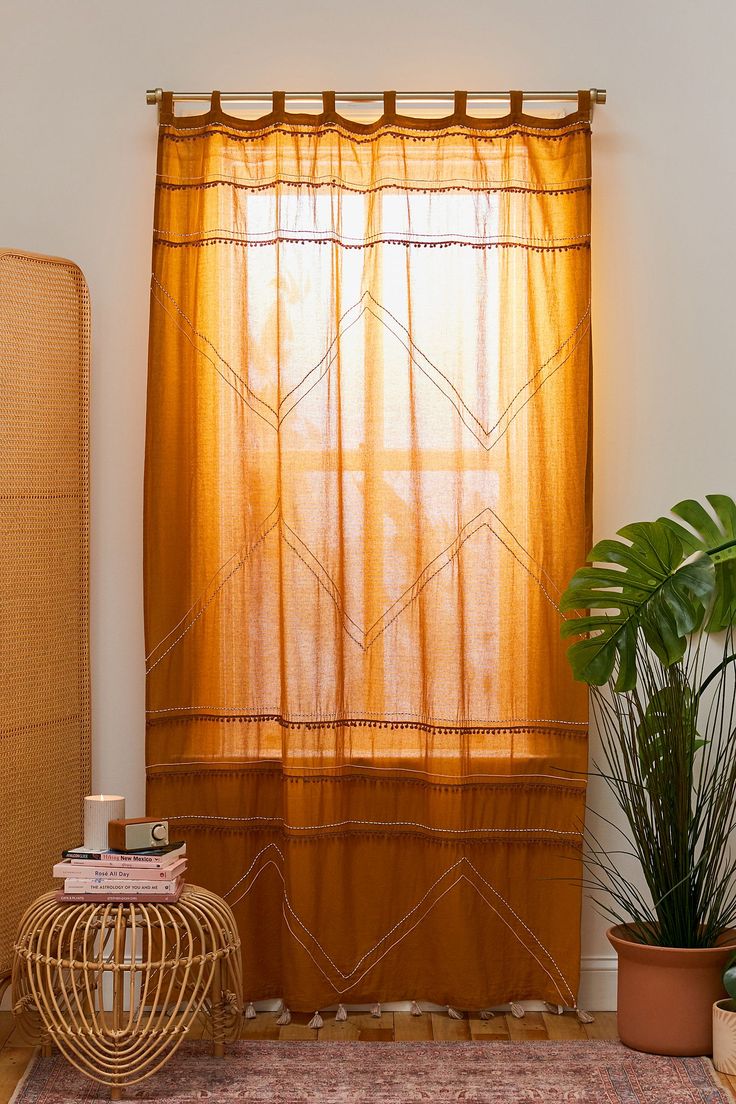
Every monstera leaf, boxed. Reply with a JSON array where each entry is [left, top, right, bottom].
[[560, 519, 715, 690], [658, 495, 736, 632]]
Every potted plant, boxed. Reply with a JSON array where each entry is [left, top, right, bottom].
[[561, 495, 736, 1055], [713, 955, 736, 1073]]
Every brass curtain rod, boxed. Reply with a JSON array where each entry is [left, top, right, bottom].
[[146, 87, 607, 107]]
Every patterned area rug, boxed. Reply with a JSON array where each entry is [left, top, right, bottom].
[[11, 1040, 734, 1103]]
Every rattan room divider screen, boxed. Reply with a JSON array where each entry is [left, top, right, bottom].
[[0, 249, 91, 988]]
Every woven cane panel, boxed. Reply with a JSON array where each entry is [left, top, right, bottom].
[[0, 250, 90, 981]]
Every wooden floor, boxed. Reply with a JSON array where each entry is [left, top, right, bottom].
[[0, 1010, 732, 1101]]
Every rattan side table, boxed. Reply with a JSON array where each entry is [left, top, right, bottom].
[[12, 883, 242, 1099]]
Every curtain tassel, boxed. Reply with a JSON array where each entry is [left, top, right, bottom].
[[335, 1003, 348, 1022], [544, 1003, 564, 1015], [447, 1005, 463, 1020], [479, 1009, 495, 1020], [410, 1001, 423, 1016], [307, 1010, 324, 1030], [576, 1008, 595, 1024], [509, 1002, 526, 1019], [276, 1004, 291, 1026], [371, 1002, 382, 1019], [244, 1001, 257, 1020]]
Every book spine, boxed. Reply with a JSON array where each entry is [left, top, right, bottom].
[[61, 848, 185, 868], [53, 860, 186, 881], [64, 878, 180, 894], [56, 890, 183, 904]]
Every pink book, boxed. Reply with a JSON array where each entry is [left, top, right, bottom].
[[53, 858, 187, 882]]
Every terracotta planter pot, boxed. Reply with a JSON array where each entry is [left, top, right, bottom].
[[713, 999, 736, 1073], [608, 925, 736, 1056]]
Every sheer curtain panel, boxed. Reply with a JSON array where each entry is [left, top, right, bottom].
[[145, 90, 592, 1013]]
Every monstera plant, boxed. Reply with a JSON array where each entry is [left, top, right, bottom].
[[560, 495, 736, 1056], [562, 495, 736, 691]]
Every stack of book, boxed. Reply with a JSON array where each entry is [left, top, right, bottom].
[[53, 842, 187, 903]]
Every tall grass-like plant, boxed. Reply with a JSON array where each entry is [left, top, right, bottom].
[[562, 495, 736, 947]]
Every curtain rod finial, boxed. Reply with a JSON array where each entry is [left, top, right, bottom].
[[146, 88, 163, 106]]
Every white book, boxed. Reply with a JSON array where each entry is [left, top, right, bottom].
[[63, 877, 182, 894]]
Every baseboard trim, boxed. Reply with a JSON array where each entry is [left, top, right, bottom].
[[578, 954, 617, 1012]]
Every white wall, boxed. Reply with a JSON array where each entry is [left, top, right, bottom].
[[2, 0, 735, 1010]]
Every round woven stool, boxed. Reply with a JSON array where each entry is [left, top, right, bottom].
[[12, 883, 242, 1098]]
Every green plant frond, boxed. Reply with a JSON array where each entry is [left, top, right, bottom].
[[635, 684, 704, 781], [659, 494, 736, 632], [649, 558, 712, 631], [560, 519, 714, 689], [583, 631, 736, 949], [641, 559, 712, 663], [614, 621, 638, 691], [616, 521, 685, 573], [564, 564, 653, 595], [559, 498, 736, 945], [724, 958, 736, 1002]]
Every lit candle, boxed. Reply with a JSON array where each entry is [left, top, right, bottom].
[[84, 794, 126, 851]]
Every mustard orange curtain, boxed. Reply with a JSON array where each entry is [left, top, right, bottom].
[[145, 90, 592, 1013]]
